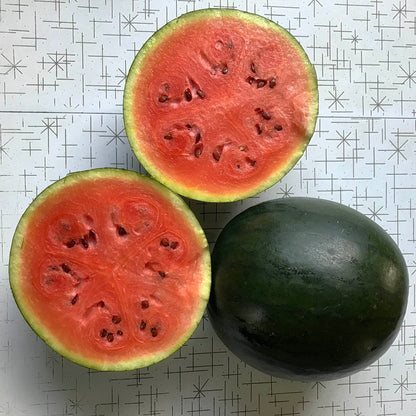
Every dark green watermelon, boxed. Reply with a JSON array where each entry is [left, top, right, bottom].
[[208, 197, 408, 381]]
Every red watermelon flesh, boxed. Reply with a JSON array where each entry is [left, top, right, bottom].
[[9, 169, 211, 370], [124, 9, 318, 202]]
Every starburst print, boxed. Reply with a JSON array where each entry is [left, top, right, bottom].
[[0, 51, 25, 79], [392, 1, 408, 19], [122, 14, 140, 31], [398, 62, 416, 87], [326, 88, 348, 110]]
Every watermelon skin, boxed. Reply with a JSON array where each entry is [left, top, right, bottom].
[[123, 9, 318, 202], [208, 198, 408, 381], [9, 168, 211, 371]]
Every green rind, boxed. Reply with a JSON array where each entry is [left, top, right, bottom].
[[123, 8, 319, 203], [208, 197, 408, 380], [9, 168, 211, 371]]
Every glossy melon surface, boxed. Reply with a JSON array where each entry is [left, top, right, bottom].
[[209, 197, 408, 380]]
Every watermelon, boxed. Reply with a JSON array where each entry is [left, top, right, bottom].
[[9, 168, 211, 371], [208, 198, 409, 380], [123, 9, 318, 202]]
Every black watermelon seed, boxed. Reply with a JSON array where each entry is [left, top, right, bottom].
[[66, 239, 76, 248], [256, 79, 266, 88], [184, 88, 192, 101], [163, 134, 173, 140], [269, 77, 277, 88], [213, 150, 221, 161], [81, 237, 88, 248], [117, 330, 123, 336], [118, 226, 127, 236], [170, 241, 178, 249], [100, 329, 107, 337], [194, 145, 203, 158], [160, 238, 169, 247], [158, 95, 168, 103], [88, 230, 96, 243], [261, 111, 271, 120], [112, 315, 121, 324], [107, 333, 114, 342], [158, 271, 166, 278], [246, 76, 255, 84], [196, 89, 205, 98], [61, 263, 71, 273], [141, 300, 149, 309], [195, 132, 201, 143], [246, 157, 257, 167], [71, 294, 79, 305], [97, 300, 105, 308], [151, 327, 158, 337], [140, 320, 147, 330], [250, 62, 256, 73], [222, 65, 228, 74], [274, 124, 283, 131], [255, 124, 262, 135]]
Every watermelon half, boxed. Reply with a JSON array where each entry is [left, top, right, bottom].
[[9, 169, 211, 371], [123, 9, 318, 202]]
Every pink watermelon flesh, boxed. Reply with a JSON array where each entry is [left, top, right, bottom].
[[9, 169, 210, 370], [124, 10, 318, 202]]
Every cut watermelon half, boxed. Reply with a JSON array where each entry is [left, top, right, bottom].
[[9, 169, 211, 371], [123, 9, 318, 202]]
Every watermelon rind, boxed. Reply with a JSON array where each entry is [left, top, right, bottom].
[[123, 8, 318, 202], [9, 168, 211, 371]]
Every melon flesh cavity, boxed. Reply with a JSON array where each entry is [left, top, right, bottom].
[[9, 169, 211, 371], [124, 9, 318, 202]]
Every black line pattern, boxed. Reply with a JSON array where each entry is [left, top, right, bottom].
[[1, 0, 416, 415]]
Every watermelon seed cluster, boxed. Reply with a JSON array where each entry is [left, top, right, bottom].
[[91, 248, 168, 343], [246, 61, 277, 89], [66, 229, 96, 249], [45, 263, 84, 305], [139, 300, 159, 338], [160, 237, 178, 250], [253, 107, 283, 138], [99, 328, 122, 343], [99, 310, 123, 343], [139, 322, 159, 338], [158, 81, 206, 104]]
